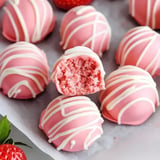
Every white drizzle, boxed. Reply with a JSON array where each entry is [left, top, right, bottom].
[[9, 0, 29, 41], [8, 80, 36, 98], [117, 26, 160, 76], [130, 0, 160, 29], [9, 0, 19, 5], [0, 42, 49, 99], [136, 34, 157, 66], [100, 66, 159, 124], [41, 96, 91, 126], [130, 0, 135, 16], [4, 0, 54, 42], [60, 12, 104, 45], [56, 125, 102, 151], [63, 21, 108, 49], [73, 6, 94, 15], [3, 7, 19, 41], [61, 6, 111, 56], [118, 98, 155, 124], [152, 0, 159, 28], [105, 85, 156, 111], [40, 96, 103, 151], [70, 140, 76, 149], [117, 26, 150, 62], [147, 51, 160, 75], [29, 0, 41, 42], [146, 0, 151, 26], [121, 36, 154, 65]]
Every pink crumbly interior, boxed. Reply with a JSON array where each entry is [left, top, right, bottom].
[[56, 57, 104, 95]]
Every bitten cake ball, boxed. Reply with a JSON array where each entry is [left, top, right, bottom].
[[60, 5, 111, 57], [39, 95, 103, 152], [115, 26, 160, 77], [51, 46, 105, 96], [2, 0, 56, 43], [129, 0, 160, 29], [99, 65, 159, 125], [0, 42, 50, 99], [0, 0, 5, 7]]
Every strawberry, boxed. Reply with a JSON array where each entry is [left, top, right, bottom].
[[0, 116, 28, 160], [0, 0, 5, 7], [53, 0, 93, 10], [0, 144, 27, 160]]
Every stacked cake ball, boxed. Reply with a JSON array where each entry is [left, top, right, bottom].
[[0, 3, 110, 152], [39, 5, 111, 151]]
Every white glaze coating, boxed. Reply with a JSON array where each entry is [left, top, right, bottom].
[[39, 95, 103, 151]]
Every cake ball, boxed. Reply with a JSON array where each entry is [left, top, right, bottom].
[[0, 42, 50, 99], [129, 0, 160, 29], [0, 0, 5, 7], [2, 0, 56, 43], [115, 26, 160, 77], [51, 46, 105, 96], [99, 65, 159, 125], [60, 5, 111, 57], [39, 95, 103, 152]]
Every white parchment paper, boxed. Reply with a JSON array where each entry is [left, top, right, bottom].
[[1, 0, 160, 160]]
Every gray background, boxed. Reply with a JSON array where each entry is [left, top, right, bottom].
[[1, 0, 160, 160]]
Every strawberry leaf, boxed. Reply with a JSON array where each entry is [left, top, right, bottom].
[[0, 116, 11, 144], [4, 138, 14, 144], [15, 142, 32, 148]]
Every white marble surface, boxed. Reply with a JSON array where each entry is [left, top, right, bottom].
[[1, 0, 160, 160]]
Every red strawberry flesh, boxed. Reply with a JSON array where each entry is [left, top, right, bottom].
[[0, 144, 27, 160], [53, 0, 93, 10]]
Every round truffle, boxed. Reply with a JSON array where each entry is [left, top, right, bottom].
[[115, 26, 160, 77], [39, 95, 103, 152], [51, 46, 105, 96], [0, 0, 5, 7], [99, 65, 159, 125], [2, 0, 56, 43], [60, 5, 111, 57], [129, 0, 160, 29], [0, 42, 50, 99]]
